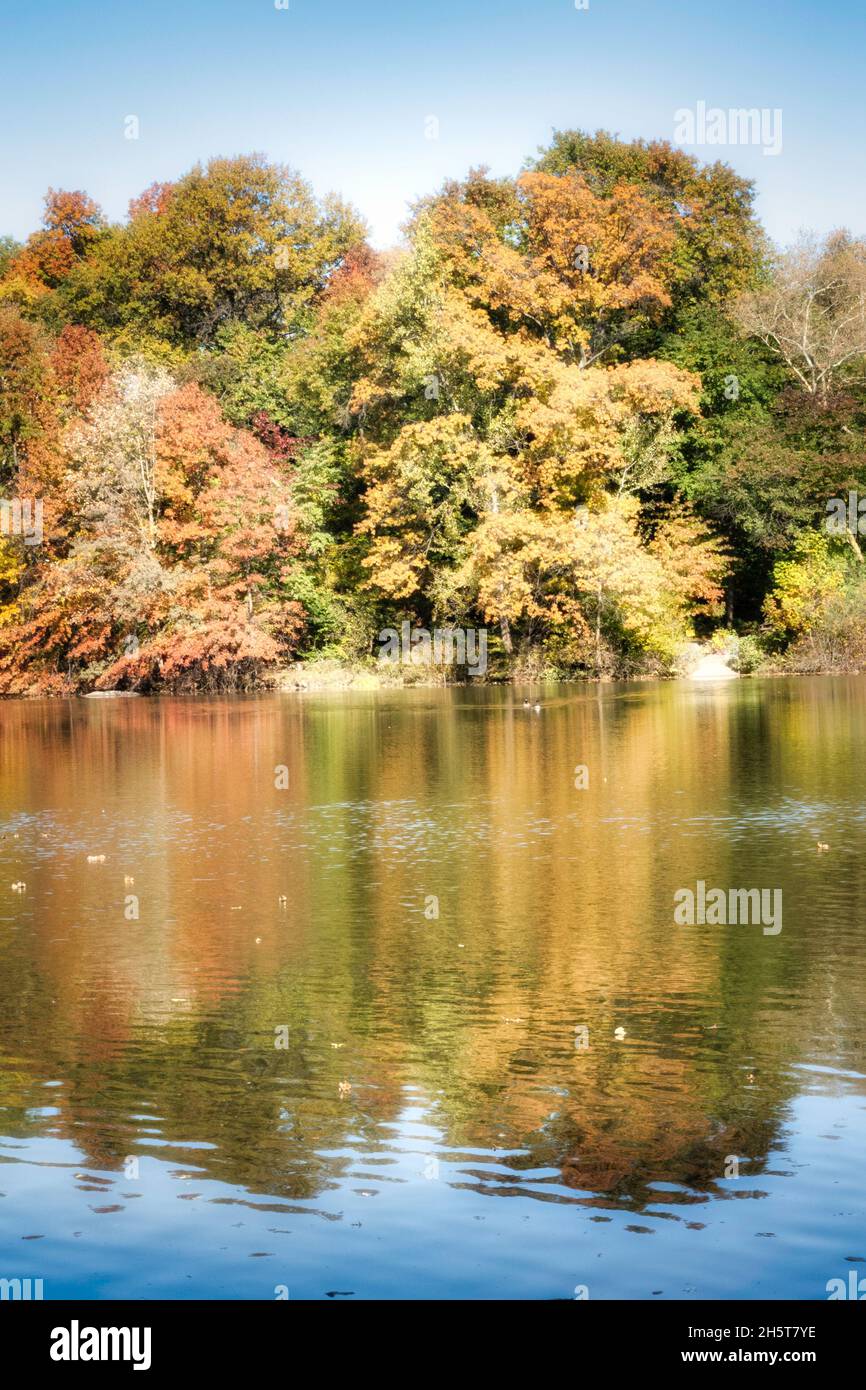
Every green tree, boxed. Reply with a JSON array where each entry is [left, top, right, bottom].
[[58, 155, 365, 350], [0, 236, 21, 279], [0, 306, 49, 477]]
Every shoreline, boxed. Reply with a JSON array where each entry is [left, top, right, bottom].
[[4, 664, 865, 701]]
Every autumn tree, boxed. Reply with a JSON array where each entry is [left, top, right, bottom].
[[734, 231, 866, 398], [59, 155, 365, 350], [0, 189, 104, 303], [1, 135, 856, 684], [66, 363, 174, 552], [763, 531, 849, 642], [348, 189, 710, 670], [50, 325, 109, 419], [453, 497, 725, 674], [2, 363, 307, 694], [414, 166, 677, 368], [530, 129, 763, 313], [128, 181, 175, 221]]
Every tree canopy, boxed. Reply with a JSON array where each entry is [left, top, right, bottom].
[[1, 137, 864, 692]]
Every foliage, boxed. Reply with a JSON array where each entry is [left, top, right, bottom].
[[529, 128, 763, 315], [0, 237, 21, 280], [0, 189, 104, 307], [763, 531, 850, 642], [734, 232, 866, 399], [0, 134, 862, 689], [781, 581, 866, 673], [0, 307, 50, 475], [52, 156, 364, 350]]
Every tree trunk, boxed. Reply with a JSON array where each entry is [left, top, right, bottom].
[[595, 584, 603, 672]]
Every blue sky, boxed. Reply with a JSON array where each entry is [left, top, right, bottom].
[[1, 0, 864, 248]]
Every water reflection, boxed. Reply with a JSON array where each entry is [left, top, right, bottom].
[[1, 679, 865, 1297]]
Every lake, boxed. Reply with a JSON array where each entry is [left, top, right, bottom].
[[1, 678, 865, 1299]]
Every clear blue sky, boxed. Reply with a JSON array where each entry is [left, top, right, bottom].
[[1, 0, 863, 248]]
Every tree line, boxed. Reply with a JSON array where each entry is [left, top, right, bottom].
[[1, 131, 865, 694]]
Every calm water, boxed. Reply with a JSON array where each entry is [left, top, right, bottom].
[[1, 679, 865, 1300]]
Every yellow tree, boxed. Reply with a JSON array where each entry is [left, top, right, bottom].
[[350, 171, 716, 671]]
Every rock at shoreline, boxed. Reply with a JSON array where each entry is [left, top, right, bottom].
[[82, 690, 141, 699], [687, 652, 738, 681]]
